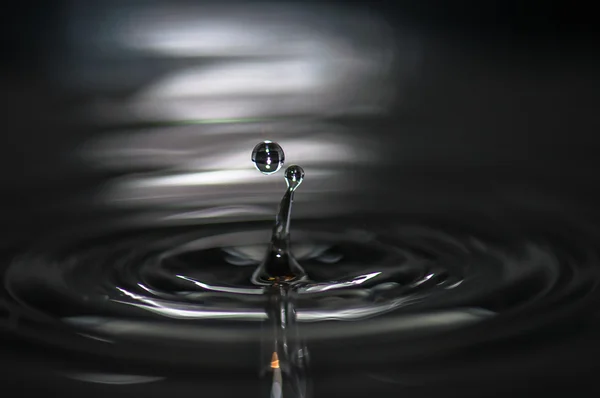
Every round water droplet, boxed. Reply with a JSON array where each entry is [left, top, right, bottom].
[[251, 141, 285, 175], [285, 165, 304, 191]]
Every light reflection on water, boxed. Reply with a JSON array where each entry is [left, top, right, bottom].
[[64, 2, 413, 124]]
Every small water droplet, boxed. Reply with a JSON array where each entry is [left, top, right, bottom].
[[284, 165, 304, 191], [251, 140, 285, 175]]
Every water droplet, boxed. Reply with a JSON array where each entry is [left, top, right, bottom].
[[251, 140, 285, 175], [284, 165, 304, 191]]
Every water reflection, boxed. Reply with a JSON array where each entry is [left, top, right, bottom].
[[64, 2, 411, 123], [71, 2, 411, 215]]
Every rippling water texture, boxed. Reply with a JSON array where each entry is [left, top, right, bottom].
[[2, 1, 599, 397]]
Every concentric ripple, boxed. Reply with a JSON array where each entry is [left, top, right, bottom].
[[2, 213, 600, 367]]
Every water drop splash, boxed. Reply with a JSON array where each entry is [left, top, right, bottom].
[[252, 140, 285, 175], [253, 164, 307, 285], [251, 142, 309, 397]]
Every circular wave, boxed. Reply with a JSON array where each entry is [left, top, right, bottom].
[[2, 213, 600, 369]]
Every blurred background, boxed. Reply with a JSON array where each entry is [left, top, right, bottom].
[[0, 0, 599, 397]]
